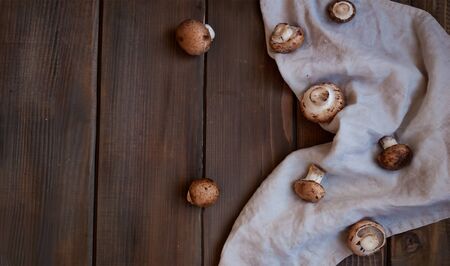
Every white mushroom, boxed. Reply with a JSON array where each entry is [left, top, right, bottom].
[[348, 220, 386, 256], [293, 164, 326, 203], [300, 83, 345, 123], [176, 19, 215, 55], [269, 23, 305, 53], [328, 0, 356, 23]]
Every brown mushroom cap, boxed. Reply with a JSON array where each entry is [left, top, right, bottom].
[[176, 19, 213, 55], [269, 23, 305, 53], [348, 220, 386, 256], [377, 144, 413, 170], [293, 180, 325, 203], [327, 0, 356, 23], [300, 82, 346, 123], [187, 178, 219, 207]]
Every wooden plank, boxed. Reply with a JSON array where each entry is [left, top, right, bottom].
[[393, 0, 412, 5], [0, 1, 97, 265], [390, 219, 450, 266], [296, 105, 334, 149], [411, 0, 449, 33], [337, 250, 387, 266], [203, 0, 296, 265], [96, 0, 204, 265]]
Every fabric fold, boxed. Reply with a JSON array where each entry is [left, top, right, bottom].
[[219, 0, 450, 265]]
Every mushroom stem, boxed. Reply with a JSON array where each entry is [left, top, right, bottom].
[[271, 24, 294, 44], [186, 191, 192, 203], [303, 164, 325, 183], [360, 234, 380, 251], [379, 136, 398, 149], [333, 2, 353, 18], [309, 86, 330, 106], [348, 220, 386, 256], [280, 27, 293, 42], [205, 24, 215, 40]]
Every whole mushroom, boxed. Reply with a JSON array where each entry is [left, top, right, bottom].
[[348, 220, 386, 256], [187, 178, 219, 207], [377, 136, 413, 170], [293, 164, 326, 203], [300, 83, 345, 123], [175, 19, 215, 55], [327, 0, 356, 23], [269, 23, 305, 53]]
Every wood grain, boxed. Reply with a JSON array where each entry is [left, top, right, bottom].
[[337, 250, 387, 266], [0, 1, 98, 265], [411, 0, 449, 33], [203, 0, 296, 265], [296, 103, 334, 149], [390, 219, 450, 266], [95, 0, 205, 265], [0, 0, 447, 265], [394, 0, 412, 5]]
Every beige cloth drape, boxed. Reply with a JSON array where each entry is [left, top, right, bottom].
[[219, 0, 450, 265]]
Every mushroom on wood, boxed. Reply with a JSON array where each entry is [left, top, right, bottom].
[[176, 19, 215, 55], [187, 178, 220, 207]]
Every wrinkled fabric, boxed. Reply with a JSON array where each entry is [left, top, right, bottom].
[[219, 0, 450, 265]]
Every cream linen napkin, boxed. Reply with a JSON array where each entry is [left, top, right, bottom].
[[219, 0, 450, 265]]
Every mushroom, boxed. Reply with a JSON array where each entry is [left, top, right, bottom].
[[347, 220, 386, 256], [293, 164, 326, 203], [300, 82, 345, 123], [175, 19, 215, 55], [187, 178, 219, 207], [269, 23, 305, 53], [377, 136, 413, 170], [327, 0, 356, 23]]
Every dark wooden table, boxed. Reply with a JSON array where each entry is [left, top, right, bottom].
[[0, 0, 448, 265]]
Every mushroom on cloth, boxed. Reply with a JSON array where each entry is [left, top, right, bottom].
[[293, 164, 326, 203], [269, 23, 305, 53], [300, 82, 345, 123], [377, 136, 413, 170], [327, 0, 356, 23], [347, 220, 386, 256]]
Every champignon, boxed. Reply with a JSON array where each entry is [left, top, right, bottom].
[[377, 136, 413, 170], [348, 220, 386, 256], [269, 23, 305, 53], [187, 178, 220, 207], [293, 164, 326, 203], [327, 0, 356, 23], [300, 82, 345, 123], [175, 19, 215, 55]]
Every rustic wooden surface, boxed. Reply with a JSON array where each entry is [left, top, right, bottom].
[[0, 0, 448, 266], [390, 220, 450, 266], [0, 1, 97, 265], [203, 1, 295, 265], [96, 0, 204, 265]]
